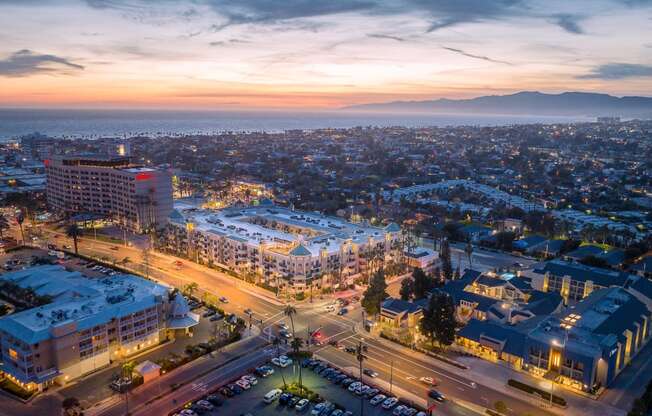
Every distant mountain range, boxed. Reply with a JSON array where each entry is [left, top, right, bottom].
[[343, 91, 652, 117]]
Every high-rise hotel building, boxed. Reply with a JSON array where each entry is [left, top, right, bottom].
[[45, 155, 173, 232]]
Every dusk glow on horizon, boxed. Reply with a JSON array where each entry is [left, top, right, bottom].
[[1, 0, 652, 109]]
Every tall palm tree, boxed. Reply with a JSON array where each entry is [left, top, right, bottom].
[[272, 337, 287, 388], [290, 337, 304, 393], [16, 211, 25, 244], [66, 223, 82, 254], [283, 304, 300, 390]]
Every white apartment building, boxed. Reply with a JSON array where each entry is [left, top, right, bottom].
[[45, 155, 173, 232], [0, 265, 198, 393], [164, 201, 404, 291]]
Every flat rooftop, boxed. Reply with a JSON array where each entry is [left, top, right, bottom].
[[172, 201, 396, 256], [0, 265, 170, 344]]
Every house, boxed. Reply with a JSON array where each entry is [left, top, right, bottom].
[[513, 235, 546, 252], [529, 239, 566, 258], [378, 297, 426, 341], [458, 225, 493, 243]]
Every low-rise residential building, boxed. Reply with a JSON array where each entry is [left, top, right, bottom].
[[0, 265, 198, 393], [163, 200, 403, 291], [456, 285, 652, 393]]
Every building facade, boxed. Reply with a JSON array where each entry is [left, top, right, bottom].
[[0, 265, 198, 393], [45, 155, 173, 232], [163, 201, 403, 291]]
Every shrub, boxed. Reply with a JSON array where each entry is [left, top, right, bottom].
[[507, 379, 567, 406]]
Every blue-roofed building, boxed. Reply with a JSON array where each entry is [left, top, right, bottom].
[[0, 265, 198, 393], [523, 259, 634, 303], [456, 286, 652, 394]]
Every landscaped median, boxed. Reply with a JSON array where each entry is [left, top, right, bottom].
[[507, 379, 567, 407]]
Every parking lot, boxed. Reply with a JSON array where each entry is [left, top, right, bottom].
[[174, 358, 429, 416]]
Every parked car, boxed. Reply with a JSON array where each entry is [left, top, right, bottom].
[[393, 405, 407, 416], [289, 395, 301, 407], [263, 388, 282, 404], [382, 397, 398, 409], [195, 400, 214, 411], [295, 398, 310, 411], [370, 394, 386, 406], [311, 403, 326, 415], [331, 410, 344, 416], [227, 383, 243, 394], [279, 392, 293, 405], [235, 379, 251, 390], [219, 386, 234, 397], [241, 374, 258, 385], [365, 388, 379, 398], [341, 378, 355, 387], [202, 309, 216, 317], [348, 381, 361, 392], [205, 394, 223, 406]]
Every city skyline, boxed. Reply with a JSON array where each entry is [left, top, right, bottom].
[[1, 0, 652, 109]]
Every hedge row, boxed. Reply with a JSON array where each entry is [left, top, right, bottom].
[[507, 379, 567, 407]]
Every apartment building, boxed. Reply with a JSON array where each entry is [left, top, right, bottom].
[[45, 155, 173, 232], [163, 200, 403, 291], [0, 265, 198, 393], [522, 259, 633, 303]]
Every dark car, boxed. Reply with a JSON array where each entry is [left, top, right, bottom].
[[337, 308, 348, 316], [363, 369, 379, 378], [308, 359, 322, 368], [301, 358, 313, 368], [428, 389, 446, 402], [205, 394, 223, 406], [279, 393, 292, 405], [228, 383, 243, 394], [334, 374, 348, 384], [344, 346, 356, 354], [341, 378, 355, 387], [219, 386, 234, 397]]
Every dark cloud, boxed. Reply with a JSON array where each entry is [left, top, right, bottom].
[[408, 0, 524, 32], [209, 38, 250, 46], [442, 46, 513, 65], [551, 14, 584, 34], [367, 33, 405, 42], [578, 63, 652, 79], [203, 0, 376, 30], [0, 49, 84, 77]]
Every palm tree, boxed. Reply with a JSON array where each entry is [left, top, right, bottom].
[[183, 282, 198, 298], [290, 337, 305, 393], [272, 337, 287, 388], [66, 223, 82, 254], [464, 241, 474, 270], [283, 304, 300, 390], [16, 211, 25, 244]]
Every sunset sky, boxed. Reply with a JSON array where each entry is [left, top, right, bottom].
[[1, 0, 651, 109]]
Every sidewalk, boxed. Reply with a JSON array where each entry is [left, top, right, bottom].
[[356, 321, 626, 416]]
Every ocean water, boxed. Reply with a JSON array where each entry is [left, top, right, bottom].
[[0, 108, 588, 140]]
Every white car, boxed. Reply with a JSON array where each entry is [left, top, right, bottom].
[[235, 379, 251, 390], [242, 375, 258, 385], [370, 394, 386, 406], [348, 381, 361, 392], [311, 402, 326, 415], [393, 405, 407, 416], [179, 410, 197, 416], [382, 397, 398, 409], [419, 376, 437, 386], [295, 398, 310, 411]]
